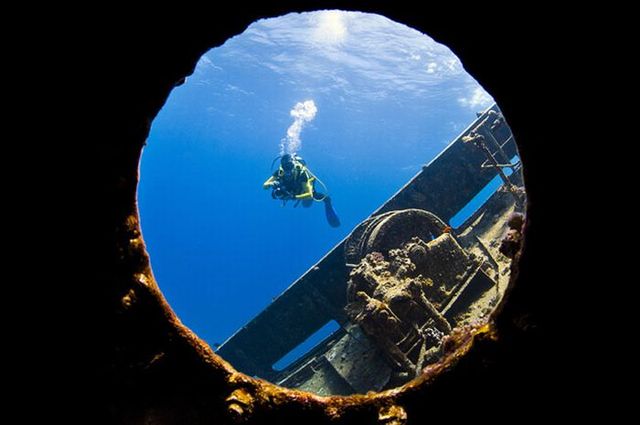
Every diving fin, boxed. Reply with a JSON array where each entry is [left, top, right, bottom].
[[323, 196, 341, 227]]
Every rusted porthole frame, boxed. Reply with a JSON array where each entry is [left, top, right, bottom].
[[103, 7, 536, 425]]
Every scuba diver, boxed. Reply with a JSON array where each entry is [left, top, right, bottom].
[[263, 154, 341, 227]]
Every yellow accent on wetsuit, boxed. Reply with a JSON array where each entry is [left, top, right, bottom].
[[295, 176, 315, 199], [263, 159, 316, 200], [263, 175, 277, 189]]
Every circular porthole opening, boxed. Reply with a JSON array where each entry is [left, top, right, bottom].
[[138, 10, 526, 396]]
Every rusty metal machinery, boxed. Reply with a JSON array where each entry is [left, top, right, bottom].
[[344, 209, 496, 382], [344, 209, 449, 266]]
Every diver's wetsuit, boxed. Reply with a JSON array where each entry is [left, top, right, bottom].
[[264, 157, 322, 204], [263, 155, 340, 227]]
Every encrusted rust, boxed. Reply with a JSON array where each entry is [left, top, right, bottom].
[[226, 388, 255, 421], [378, 404, 407, 425], [344, 232, 493, 385], [500, 212, 525, 259], [121, 288, 137, 309]]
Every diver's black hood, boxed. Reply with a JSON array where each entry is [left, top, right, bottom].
[[281, 154, 294, 171]]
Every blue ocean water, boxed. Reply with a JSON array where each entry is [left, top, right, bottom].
[[138, 11, 495, 358]]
